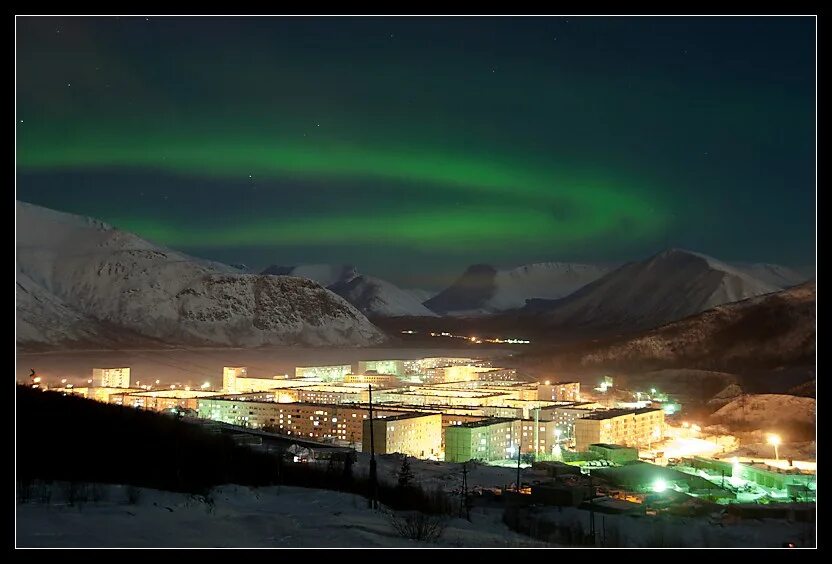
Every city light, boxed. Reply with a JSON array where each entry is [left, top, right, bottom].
[[201, 382, 210, 389], [155, 379, 161, 385], [767, 434, 782, 460], [61, 378, 67, 384], [653, 479, 667, 493]]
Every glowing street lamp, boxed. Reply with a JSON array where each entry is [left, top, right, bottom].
[[767, 434, 781, 461], [653, 479, 667, 493]]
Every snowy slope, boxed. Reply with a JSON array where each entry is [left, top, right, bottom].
[[16, 483, 545, 548], [425, 262, 610, 315], [711, 394, 816, 428], [329, 275, 438, 318], [731, 263, 808, 289], [16, 202, 384, 348], [537, 282, 816, 372], [523, 249, 782, 331], [263, 264, 435, 318]]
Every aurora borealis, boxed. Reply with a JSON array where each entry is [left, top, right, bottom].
[[16, 17, 815, 287]]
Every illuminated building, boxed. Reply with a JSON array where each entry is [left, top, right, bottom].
[[222, 367, 247, 392], [64, 386, 142, 403], [343, 373, 401, 387], [363, 413, 443, 459], [197, 398, 405, 449], [444, 418, 521, 463], [110, 389, 220, 412], [574, 408, 665, 452], [93, 367, 131, 388], [476, 368, 518, 381], [430, 380, 539, 400], [537, 381, 580, 402], [422, 364, 493, 384], [403, 357, 477, 378], [222, 366, 294, 394], [356, 360, 405, 377], [294, 364, 352, 381], [537, 402, 603, 440], [588, 443, 639, 464]]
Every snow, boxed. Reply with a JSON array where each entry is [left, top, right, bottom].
[[16, 483, 545, 548], [711, 394, 816, 428], [329, 275, 438, 318], [426, 262, 611, 315], [527, 249, 783, 331], [263, 264, 436, 318], [263, 264, 359, 288], [574, 282, 815, 369], [730, 263, 808, 289], [16, 202, 384, 349]]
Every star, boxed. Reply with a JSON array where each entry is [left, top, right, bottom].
[[316, 123, 320, 127], [248, 174, 253, 178], [18, 119, 23, 123], [66, 82, 71, 87]]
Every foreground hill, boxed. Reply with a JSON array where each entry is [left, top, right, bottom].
[[520, 282, 815, 373], [425, 262, 611, 315], [520, 249, 783, 332], [16, 202, 384, 349]]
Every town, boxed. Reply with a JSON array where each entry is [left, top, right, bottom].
[[25, 356, 816, 522]]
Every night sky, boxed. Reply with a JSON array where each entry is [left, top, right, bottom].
[[16, 17, 815, 289]]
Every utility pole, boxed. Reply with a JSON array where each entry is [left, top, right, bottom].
[[533, 408, 539, 460], [516, 435, 522, 492], [588, 472, 596, 545], [368, 384, 378, 510], [461, 462, 470, 520]]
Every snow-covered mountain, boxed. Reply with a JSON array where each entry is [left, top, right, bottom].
[[328, 275, 438, 318], [521, 281, 815, 373], [733, 263, 810, 289], [425, 262, 611, 315], [730, 263, 808, 289], [16, 202, 384, 348], [521, 249, 783, 331], [262, 264, 436, 317], [261, 264, 358, 288]]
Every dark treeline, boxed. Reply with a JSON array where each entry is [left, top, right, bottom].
[[16, 387, 453, 514]]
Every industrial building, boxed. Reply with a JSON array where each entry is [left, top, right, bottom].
[[574, 408, 665, 452], [93, 367, 131, 388], [363, 412, 443, 459]]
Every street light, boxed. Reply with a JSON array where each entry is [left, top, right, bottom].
[[767, 434, 781, 461]]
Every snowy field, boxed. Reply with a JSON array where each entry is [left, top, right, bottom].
[[16, 483, 546, 548], [15, 346, 513, 388]]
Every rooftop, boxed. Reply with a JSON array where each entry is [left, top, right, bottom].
[[373, 412, 441, 422], [582, 408, 663, 420], [453, 417, 519, 429]]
